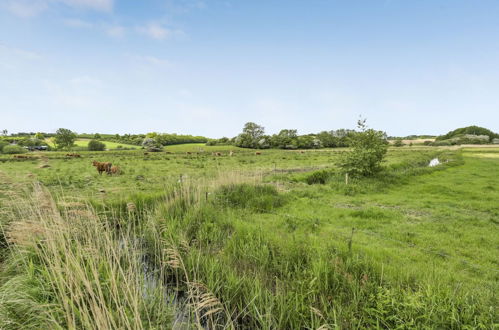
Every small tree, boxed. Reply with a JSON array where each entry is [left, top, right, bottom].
[[235, 122, 265, 148], [142, 137, 163, 152], [88, 139, 106, 151], [339, 119, 388, 177], [54, 128, 76, 150]]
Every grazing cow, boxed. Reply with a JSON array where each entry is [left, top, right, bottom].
[[110, 165, 121, 175], [66, 153, 81, 158], [299, 151, 305, 154], [92, 161, 112, 175], [255, 152, 262, 155], [13, 155, 29, 159], [186, 152, 192, 155], [144, 152, 149, 156], [216, 152, 222, 156]]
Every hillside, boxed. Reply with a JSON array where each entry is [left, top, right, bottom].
[[436, 126, 499, 141]]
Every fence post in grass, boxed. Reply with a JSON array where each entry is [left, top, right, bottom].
[[348, 227, 355, 253], [345, 172, 349, 185], [205, 191, 208, 202]]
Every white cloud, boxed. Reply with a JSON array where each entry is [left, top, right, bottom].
[[3, 0, 113, 17], [137, 23, 185, 40], [69, 75, 103, 86], [4, 0, 47, 18], [164, 0, 207, 13], [128, 54, 173, 68], [106, 25, 125, 38], [0, 44, 41, 60], [59, 0, 113, 12], [63, 18, 93, 28]]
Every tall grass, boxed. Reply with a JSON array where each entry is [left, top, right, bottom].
[[0, 183, 174, 329], [0, 158, 496, 329], [144, 170, 497, 329]]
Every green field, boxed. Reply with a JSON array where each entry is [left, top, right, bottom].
[[45, 138, 139, 150], [0, 145, 497, 328]]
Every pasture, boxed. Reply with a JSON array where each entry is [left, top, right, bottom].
[[44, 138, 139, 150], [0, 145, 497, 328]]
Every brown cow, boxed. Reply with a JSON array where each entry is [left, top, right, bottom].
[[255, 152, 262, 155], [92, 161, 112, 175], [109, 166, 121, 175], [66, 153, 81, 158]]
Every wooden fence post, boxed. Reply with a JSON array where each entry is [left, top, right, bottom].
[[348, 227, 355, 253]]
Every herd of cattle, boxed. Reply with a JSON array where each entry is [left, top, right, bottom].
[[8, 149, 305, 177]]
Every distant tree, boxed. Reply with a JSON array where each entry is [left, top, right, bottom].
[[235, 122, 265, 148], [316, 131, 338, 148], [437, 126, 498, 141], [88, 139, 106, 151], [271, 129, 298, 148], [2, 129, 7, 136], [34, 132, 44, 140], [339, 119, 388, 177], [94, 133, 101, 139], [142, 137, 163, 151], [244, 122, 265, 141], [54, 128, 76, 150], [19, 138, 43, 148]]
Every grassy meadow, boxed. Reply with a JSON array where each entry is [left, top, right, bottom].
[[44, 138, 140, 150], [0, 145, 497, 328]]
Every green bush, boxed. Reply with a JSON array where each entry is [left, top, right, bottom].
[[88, 139, 106, 151], [339, 119, 388, 177], [431, 140, 452, 146], [2, 144, 27, 154], [0, 141, 8, 152], [215, 184, 286, 212], [305, 169, 333, 184], [393, 139, 404, 147]]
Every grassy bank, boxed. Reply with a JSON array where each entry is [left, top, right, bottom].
[[0, 147, 497, 328]]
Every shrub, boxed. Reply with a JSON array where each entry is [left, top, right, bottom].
[[393, 139, 404, 147], [339, 119, 388, 177], [0, 141, 8, 152], [142, 138, 163, 152], [88, 139, 106, 151], [2, 144, 27, 154], [305, 169, 333, 184], [215, 184, 286, 212]]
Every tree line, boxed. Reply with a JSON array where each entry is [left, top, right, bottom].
[[207, 122, 380, 149]]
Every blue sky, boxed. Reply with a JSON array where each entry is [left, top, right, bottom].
[[1, 0, 498, 137]]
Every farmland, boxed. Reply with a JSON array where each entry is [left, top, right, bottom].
[[0, 145, 497, 328], [44, 138, 139, 150]]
